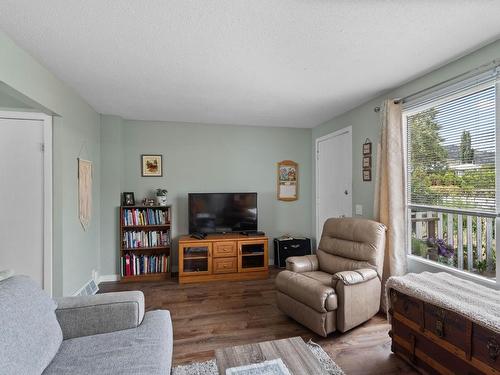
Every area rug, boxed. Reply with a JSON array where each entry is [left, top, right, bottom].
[[172, 341, 345, 375]]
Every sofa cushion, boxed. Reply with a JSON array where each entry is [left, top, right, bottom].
[[276, 270, 337, 312], [42, 310, 172, 375], [0, 275, 62, 374]]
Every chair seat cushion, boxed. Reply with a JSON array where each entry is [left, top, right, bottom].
[[42, 310, 172, 375], [276, 270, 337, 312], [301, 271, 336, 287]]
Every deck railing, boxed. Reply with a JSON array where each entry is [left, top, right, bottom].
[[409, 204, 496, 279]]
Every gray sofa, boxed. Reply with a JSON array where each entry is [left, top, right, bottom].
[[0, 275, 173, 375]]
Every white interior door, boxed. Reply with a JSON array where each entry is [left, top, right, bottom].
[[316, 126, 352, 241], [0, 116, 47, 289]]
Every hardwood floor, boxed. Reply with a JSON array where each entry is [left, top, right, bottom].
[[100, 269, 418, 374]]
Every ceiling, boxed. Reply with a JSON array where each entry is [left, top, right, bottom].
[[1, 1, 500, 128]]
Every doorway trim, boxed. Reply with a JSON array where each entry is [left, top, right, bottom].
[[0, 111, 53, 295], [315, 126, 352, 242]]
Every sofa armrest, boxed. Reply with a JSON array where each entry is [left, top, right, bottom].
[[55, 291, 145, 339], [333, 268, 378, 286], [285, 255, 319, 273]]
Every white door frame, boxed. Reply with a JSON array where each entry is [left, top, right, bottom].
[[315, 126, 352, 242], [0, 111, 52, 295]]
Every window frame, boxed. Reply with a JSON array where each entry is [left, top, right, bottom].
[[403, 76, 500, 288]]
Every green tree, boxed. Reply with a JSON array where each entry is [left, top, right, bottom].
[[409, 108, 448, 172], [409, 108, 448, 205], [460, 130, 474, 163]]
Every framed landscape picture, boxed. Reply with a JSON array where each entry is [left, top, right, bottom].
[[277, 160, 298, 201], [141, 154, 163, 177]]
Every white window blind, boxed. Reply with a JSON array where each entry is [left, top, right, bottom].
[[405, 70, 498, 213]]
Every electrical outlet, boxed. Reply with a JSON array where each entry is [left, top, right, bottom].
[[355, 204, 363, 215]]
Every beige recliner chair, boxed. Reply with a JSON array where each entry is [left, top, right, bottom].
[[275, 217, 386, 337]]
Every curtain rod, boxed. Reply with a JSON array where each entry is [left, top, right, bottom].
[[373, 59, 500, 113]]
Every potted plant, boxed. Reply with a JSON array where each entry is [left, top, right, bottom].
[[156, 188, 168, 206], [426, 237, 454, 263]]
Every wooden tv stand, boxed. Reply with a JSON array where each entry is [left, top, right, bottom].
[[178, 233, 269, 284]]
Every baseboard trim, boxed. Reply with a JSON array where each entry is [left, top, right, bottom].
[[99, 274, 119, 283]]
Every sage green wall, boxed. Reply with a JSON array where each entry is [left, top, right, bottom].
[[99, 117, 312, 275], [100, 115, 124, 277], [0, 90, 29, 109], [312, 39, 500, 235], [0, 31, 101, 296]]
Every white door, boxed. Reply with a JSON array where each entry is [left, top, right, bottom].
[[316, 127, 352, 240], [0, 117, 46, 288]]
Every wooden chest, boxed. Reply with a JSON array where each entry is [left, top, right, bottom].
[[388, 289, 500, 374]]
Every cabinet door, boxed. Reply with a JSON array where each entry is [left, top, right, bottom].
[[238, 240, 268, 272], [179, 242, 212, 276]]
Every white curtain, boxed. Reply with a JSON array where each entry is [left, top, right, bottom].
[[374, 99, 407, 311]]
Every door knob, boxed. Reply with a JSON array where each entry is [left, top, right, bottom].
[[344, 190, 349, 195]]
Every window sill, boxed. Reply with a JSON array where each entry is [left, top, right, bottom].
[[407, 255, 498, 289]]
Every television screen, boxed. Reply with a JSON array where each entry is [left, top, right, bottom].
[[188, 193, 257, 234]]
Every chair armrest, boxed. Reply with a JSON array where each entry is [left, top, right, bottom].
[[333, 268, 378, 286], [55, 291, 145, 339], [285, 255, 319, 273], [276, 270, 335, 313]]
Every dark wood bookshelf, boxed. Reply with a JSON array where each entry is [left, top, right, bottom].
[[120, 205, 172, 282]]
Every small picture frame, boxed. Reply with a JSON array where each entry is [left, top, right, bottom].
[[362, 169, 372, 182], [362, 141, 372, 155], [362, 156, 371, 169], [122, 192, 135, 206], [141, 154, 163, 177]]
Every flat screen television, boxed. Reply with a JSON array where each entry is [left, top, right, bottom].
[[188, 192, 257, 234]]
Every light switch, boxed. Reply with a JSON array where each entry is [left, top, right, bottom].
[[355, 204, 363, 215]]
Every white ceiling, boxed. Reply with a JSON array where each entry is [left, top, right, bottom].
[[1, 1, 500, 128]]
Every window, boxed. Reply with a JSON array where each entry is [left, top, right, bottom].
[[404, 69, 498, 281]]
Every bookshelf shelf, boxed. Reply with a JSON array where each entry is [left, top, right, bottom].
[[121, 246, 170, 251], [120, 205, 172, 282], [123, 224, 171, 229], [120, 272, 170, 283]]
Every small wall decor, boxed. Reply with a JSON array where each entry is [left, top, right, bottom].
[[277, 160, 298, 201], [362, 138, 372, 182], [363, 169, 372, 182], [362, 156, 371, 169], [122, 192, 135, 206], [362, 139, 372, 155], [78, 158, 92, 231], [141, 154, 163, 177]]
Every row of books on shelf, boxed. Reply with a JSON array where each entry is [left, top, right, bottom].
[[122, 208, 170, 226], [121, 253, 170, 276], [123, 230, 171, 249]]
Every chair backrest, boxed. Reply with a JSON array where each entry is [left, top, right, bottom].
[[317, 217, 386, 277], [0, 275, 62, 374]]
